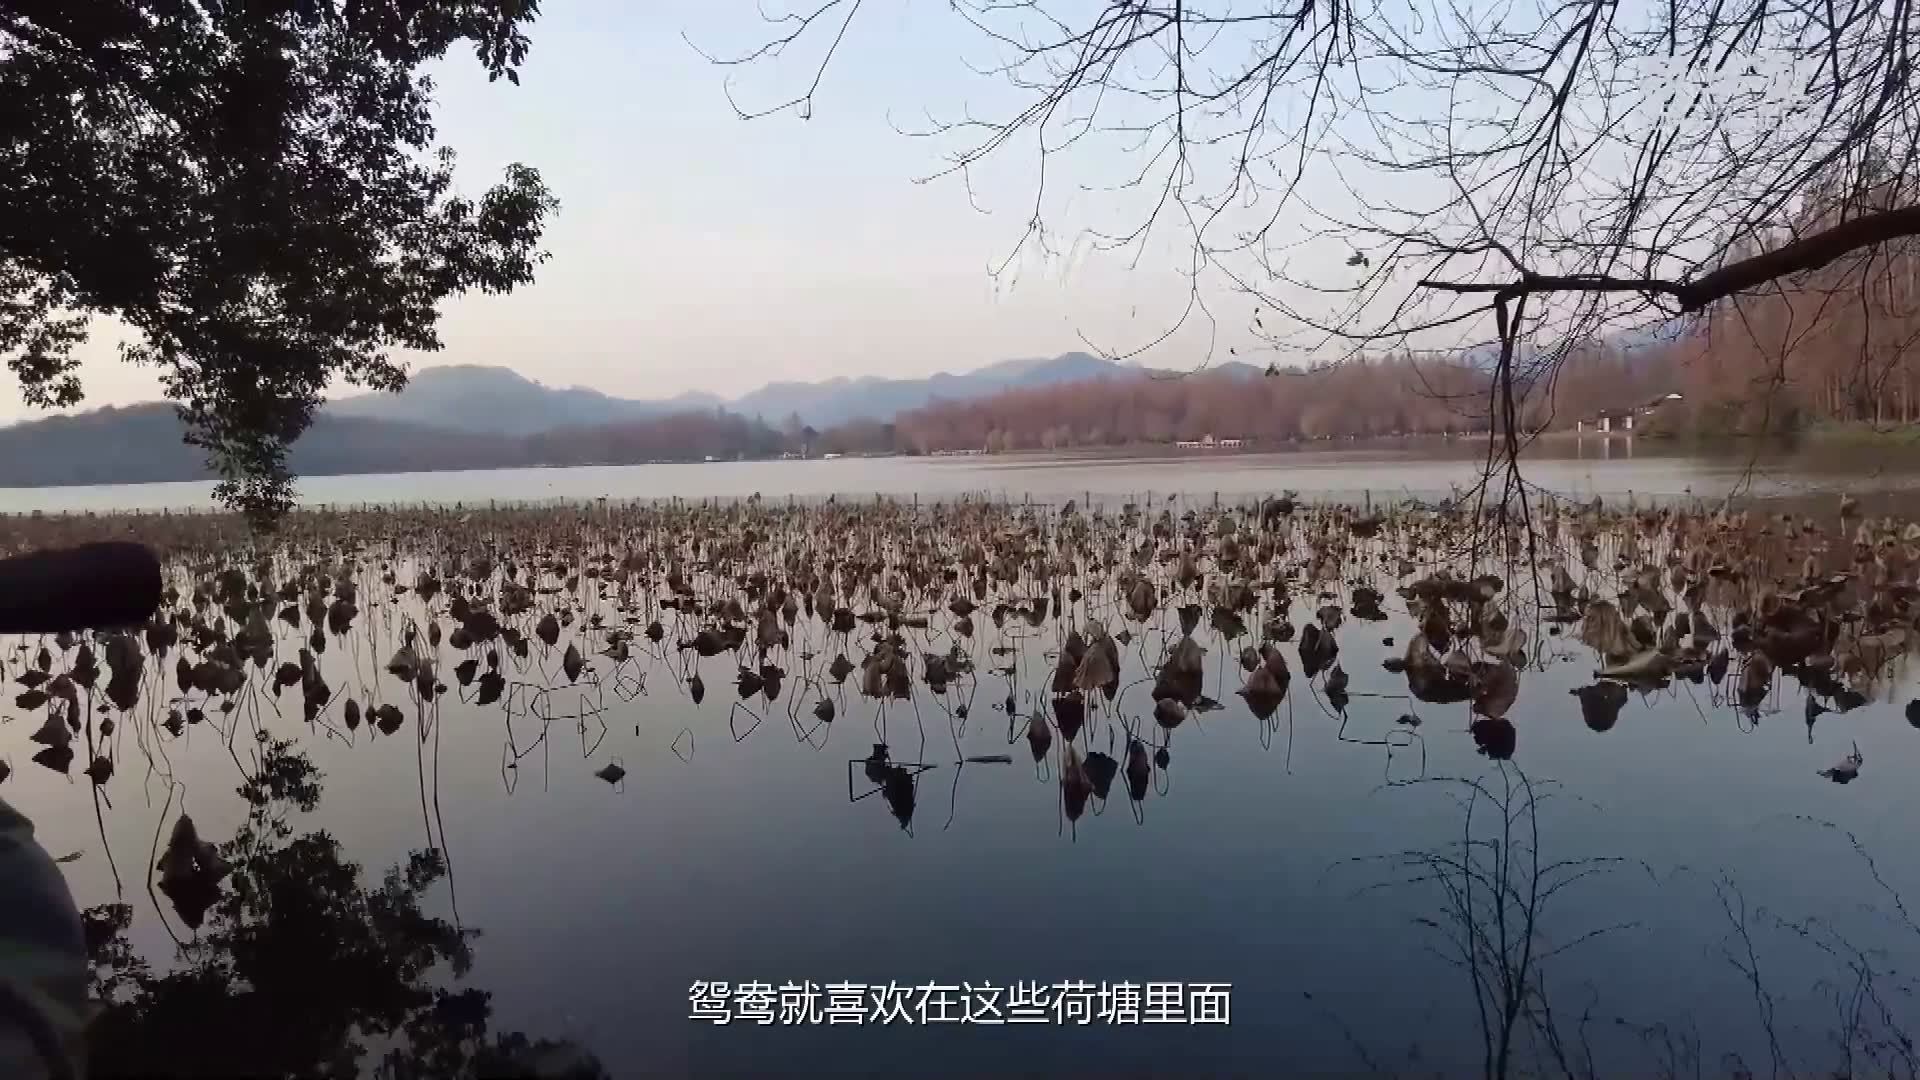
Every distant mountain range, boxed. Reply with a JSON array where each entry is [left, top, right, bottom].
[[323, 352, 1149, 435], [0, 351, 1202, 487], [727, 351, 1135, 428], [324, 365, 724, 437], [0, 403, 524, 488]]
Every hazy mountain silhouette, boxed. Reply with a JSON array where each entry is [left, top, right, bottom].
[[0, 404, 523, 487], [730, 351, 1129, 426], [326, 364, 723, 436], [0, 352, 1254, 488], [322, 353, 1135, 435]]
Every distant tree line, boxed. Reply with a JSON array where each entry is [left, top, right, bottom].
[[861, 200, 1920, 453], [1644, 158, 1920, 436], [525, 409, 790, 463], [19, 264, 1920, 490], [875, 351, 1675, 454], [0, 355, 1681, 489]]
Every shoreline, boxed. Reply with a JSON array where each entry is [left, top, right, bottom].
[[12, 429, 1920, 495]]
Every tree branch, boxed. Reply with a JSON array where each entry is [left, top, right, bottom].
[[1419, 205, 1920, 312]]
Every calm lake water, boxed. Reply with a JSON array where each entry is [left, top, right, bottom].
[[1, 440, 1918, 514], [9, 452, 1920, 1078]]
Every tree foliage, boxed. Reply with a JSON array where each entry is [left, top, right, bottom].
[[0, 0, 558, 523]]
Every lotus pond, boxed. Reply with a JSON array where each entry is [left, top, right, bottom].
[[8, 492, 1920, 1078]]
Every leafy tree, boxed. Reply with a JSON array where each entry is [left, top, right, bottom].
[[0, 1, 558, 523]]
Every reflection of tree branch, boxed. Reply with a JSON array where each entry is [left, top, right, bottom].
[[1712, 876, 1792, 1080], [1341, 766, 1641, 1080]]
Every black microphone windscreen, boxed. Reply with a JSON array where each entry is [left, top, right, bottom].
[[0, 542, 163, 634]]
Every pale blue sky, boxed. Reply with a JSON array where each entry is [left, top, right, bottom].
[[19, 0, 1284, 420], [8, 0, 1783, 422]]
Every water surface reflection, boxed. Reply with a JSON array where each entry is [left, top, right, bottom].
[[1, 495, 1915, 1076]]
